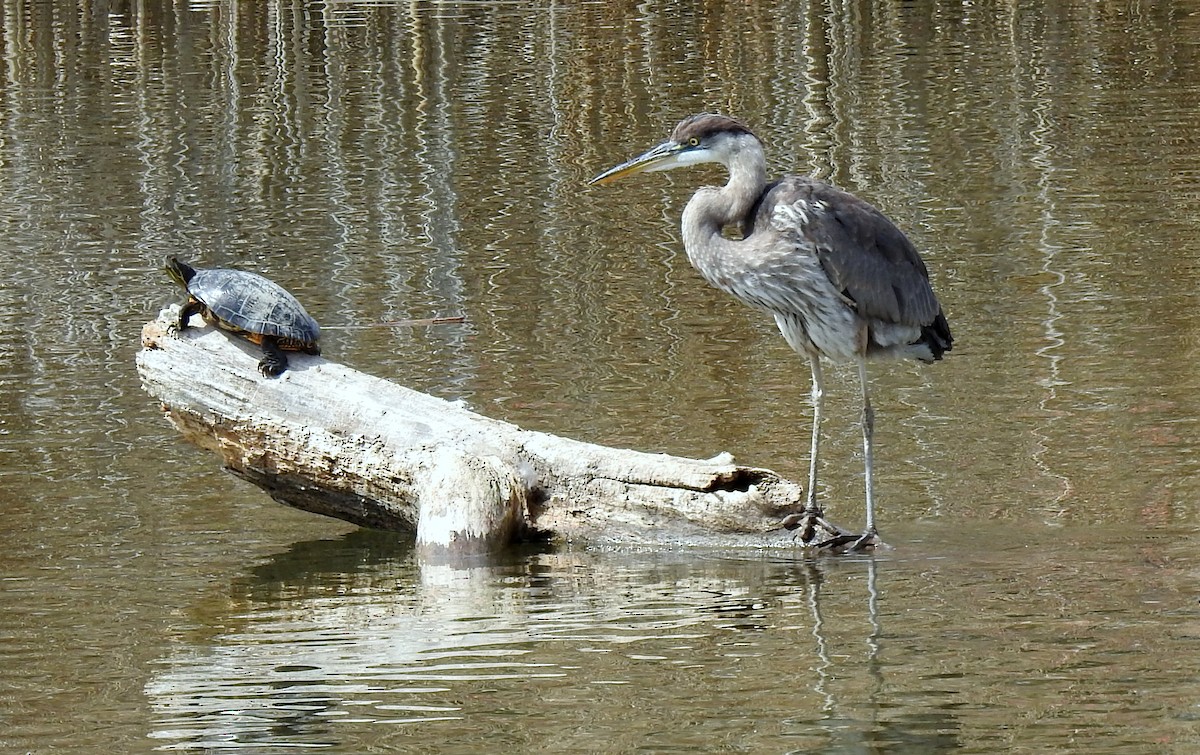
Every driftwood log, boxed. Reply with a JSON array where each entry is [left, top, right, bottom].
[[137, 307, 831, 556]]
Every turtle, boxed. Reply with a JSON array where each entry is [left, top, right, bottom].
[[165, 257, 321, 377]]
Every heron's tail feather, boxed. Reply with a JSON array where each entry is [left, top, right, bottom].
[[918, 311, 953, 363]]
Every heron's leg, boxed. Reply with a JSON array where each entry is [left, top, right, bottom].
[[795, 355, 853, 544], [782, 354, 849, 543], [852, 359, 879, 550], [804, 354, 824, 514]]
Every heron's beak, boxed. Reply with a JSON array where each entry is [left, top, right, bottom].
[[588, 141, 682, 185]]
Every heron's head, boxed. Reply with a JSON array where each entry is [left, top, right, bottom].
[[589, 113, 758, 185]]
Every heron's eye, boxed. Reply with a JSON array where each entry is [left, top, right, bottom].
[[687, 137, 701, 147]]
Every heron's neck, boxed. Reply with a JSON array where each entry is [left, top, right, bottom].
[[681, 141, 767, 259]]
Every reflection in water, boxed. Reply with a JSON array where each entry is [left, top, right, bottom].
[[145, 527, 1200, 753], [1025, 23, 1073, 518], [150, 533, 984, 752], [794, 557, 960, 753]]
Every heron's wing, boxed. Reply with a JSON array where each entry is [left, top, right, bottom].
[[759, 177, 941, 327]]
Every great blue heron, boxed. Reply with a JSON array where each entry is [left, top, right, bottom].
[[590, 114, 952, 551]]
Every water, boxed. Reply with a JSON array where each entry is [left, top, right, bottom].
[[129, 525, 1196, 753], [1, 1, 1199, 752]]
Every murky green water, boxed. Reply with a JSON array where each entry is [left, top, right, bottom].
[[1, 1, 1198, 752]]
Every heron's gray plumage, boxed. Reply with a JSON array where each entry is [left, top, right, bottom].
[[590, 113, 952, 550]]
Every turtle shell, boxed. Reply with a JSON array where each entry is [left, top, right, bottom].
[[187, 268, 320, 351]]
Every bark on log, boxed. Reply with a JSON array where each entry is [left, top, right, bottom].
[[137, 307, 826, 556]]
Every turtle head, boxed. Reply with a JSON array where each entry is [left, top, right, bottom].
[[165, 257, 197, 288]]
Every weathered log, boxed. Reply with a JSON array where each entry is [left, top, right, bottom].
[[137, 307, 828, 555]]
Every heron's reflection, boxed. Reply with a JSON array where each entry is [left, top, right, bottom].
[[800, 557, 882, 716], [791, 555, 960, 753]]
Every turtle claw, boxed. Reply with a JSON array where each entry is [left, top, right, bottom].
[[257, 357, 288, 378], [258, 339, 289, 377]]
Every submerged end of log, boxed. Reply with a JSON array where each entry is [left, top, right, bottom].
[[138, 308, 828, 556], [412, 447, 530, 556]]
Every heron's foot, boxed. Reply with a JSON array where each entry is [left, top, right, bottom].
[[849, 528, 879, 552], [779, 512, 805, 531], [780, 507, 850, 545], [817, 528, 879, 553]]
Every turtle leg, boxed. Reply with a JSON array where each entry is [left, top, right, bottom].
[[258, 337, 289, 377], [177, 300, 205, 331]]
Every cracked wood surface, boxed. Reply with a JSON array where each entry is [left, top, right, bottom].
[[137, 307, 824, 555]]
